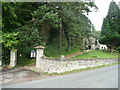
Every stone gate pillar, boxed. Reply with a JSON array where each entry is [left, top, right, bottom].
[[35, 46, 45, 69], [9, 49, 17, 67]]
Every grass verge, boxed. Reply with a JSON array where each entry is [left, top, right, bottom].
[[73, 50, 118, 59], [41, 63, 119, 76]]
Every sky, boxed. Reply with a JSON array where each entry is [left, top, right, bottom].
[[88, 0, 120, 31]]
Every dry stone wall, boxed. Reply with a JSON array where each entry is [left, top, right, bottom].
[[37, 58, 118, 73]]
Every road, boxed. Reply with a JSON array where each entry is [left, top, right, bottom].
[[2, 65, 119, 88]]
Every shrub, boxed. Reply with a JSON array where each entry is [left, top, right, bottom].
[[116, 46, 120, 53]]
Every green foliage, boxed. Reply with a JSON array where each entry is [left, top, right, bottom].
[[32, 6, 60, 28], [2, 32, 19, 65], [2, 2, 98, 65], [91, 31, 101, 39], [116, 46, 120, 53], [2, 47, 10, 65], [100, 1, 120, 52], [16, 24, 43, 66], [18, 26, 42, 48], [2, 2, 36, 32], [2, 32, 19, 50], [2, 2, 39, 64]]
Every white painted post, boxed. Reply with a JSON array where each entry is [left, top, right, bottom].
[[9, 49, 17, 67], [61, 55, 65, 61], [35, 46, 45, 69], [92, 44, 95, 50], [0, 60, 2, 66]]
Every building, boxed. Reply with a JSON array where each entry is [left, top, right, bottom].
[[83, 36, 108, 50]]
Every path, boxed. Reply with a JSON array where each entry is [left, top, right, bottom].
[[65, 52, 83, 59]]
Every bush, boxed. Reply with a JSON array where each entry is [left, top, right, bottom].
[[116, 46, 120, 53]]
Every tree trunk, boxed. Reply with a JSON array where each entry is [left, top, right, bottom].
[[111, 46, 115, 53], [68, 37, 71, 52], [59, 23, 62, 50]]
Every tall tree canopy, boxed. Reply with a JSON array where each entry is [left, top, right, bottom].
[[100, 1, 120, 52], [2, 2, 97, 65]]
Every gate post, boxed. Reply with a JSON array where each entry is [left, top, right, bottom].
[[9, 49, 17, 67], [35, 46, 45, 69]]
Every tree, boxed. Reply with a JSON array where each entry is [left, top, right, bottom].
[[2, 32, 19, 65], [2, 32, 18, 50], [52, 2, 97, 51], [2, 2, 98, 65], [2, 2, 36, 33], [2, 2, 38, 64], [100, 1, 120, 53]]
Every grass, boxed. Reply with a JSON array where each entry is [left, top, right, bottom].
[[17, 49, 118, 67], [45, 46, 119, 59], [73, 50, 118, 59], [45, 46, 81, 58], [41, 63, 119, 76], [17, 58, 36, 66]]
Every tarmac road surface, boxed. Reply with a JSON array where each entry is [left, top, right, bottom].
[[2, 65, 119, 88]]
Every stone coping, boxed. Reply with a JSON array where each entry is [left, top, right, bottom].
[[35, 46, 45, 49]]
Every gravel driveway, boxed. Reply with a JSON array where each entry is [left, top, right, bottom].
[[0, 67, 48, 85]]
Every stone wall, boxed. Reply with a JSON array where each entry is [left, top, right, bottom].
[[37, 58, 118, 73]]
